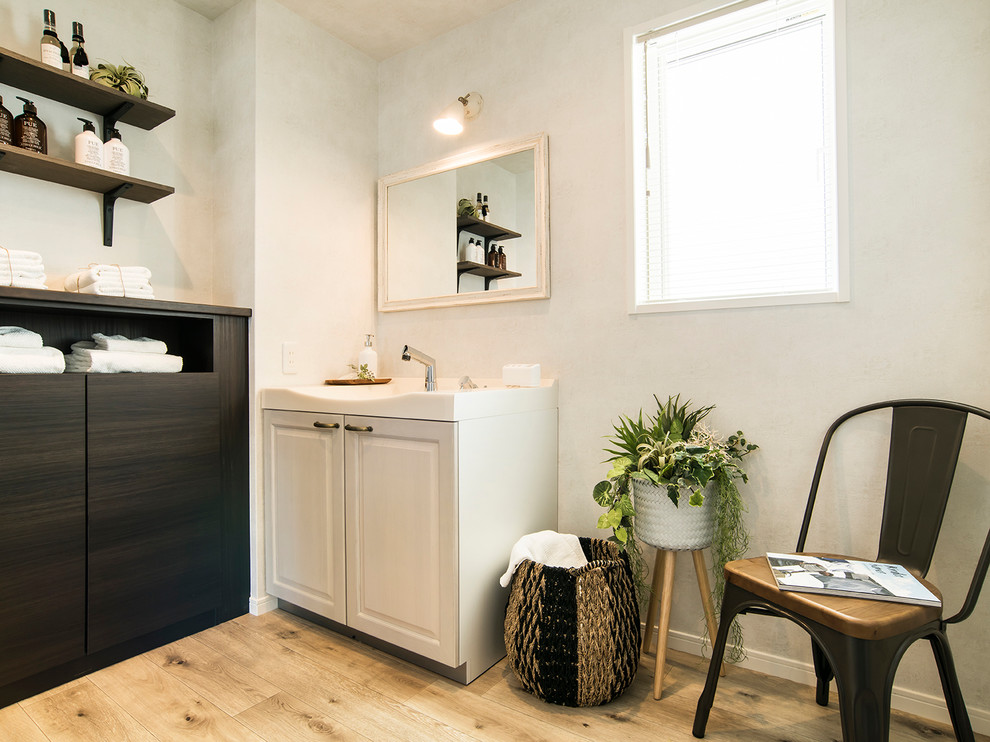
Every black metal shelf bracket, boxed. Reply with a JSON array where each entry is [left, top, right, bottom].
[[102, 183, 133, 246], [103, 101, 135, 142]]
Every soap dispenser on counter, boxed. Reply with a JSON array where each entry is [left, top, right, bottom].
[[358, 334, 378, 378]]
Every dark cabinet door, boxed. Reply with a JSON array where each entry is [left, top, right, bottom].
[[0, 376, 86, 684], [86, 374, 221, 653]]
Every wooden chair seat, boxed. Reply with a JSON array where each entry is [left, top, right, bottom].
[[726, 554, 942, 641]]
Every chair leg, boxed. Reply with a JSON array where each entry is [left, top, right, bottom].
[[693, 580, 747, 738], [811, 640, 834, 706], [691, 550, 725, 677], [828, 633, 903, 742], [643, 549, 665, 655], [652, 549, 677, 700], [928, 631, 975, 742]]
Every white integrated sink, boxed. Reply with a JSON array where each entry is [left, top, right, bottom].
[[261, 377, 557, 421]]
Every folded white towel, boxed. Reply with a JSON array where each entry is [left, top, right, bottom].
[[0, 277, 48, 290], [0, 326, 43, 349], [0, 346, 65, 374], [65, 265, 152, 288], [0, 248, 43, 265], [0, 268, 46, 281], [65, 343, 182, 373], [65, 282, 155, 299], [92, 333, 168, 354], [499, 530, 589, 588]]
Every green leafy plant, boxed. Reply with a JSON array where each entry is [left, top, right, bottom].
[[592, 395, 758, 662], [89, 62, 149, 99], [347, 363, 376, 381]]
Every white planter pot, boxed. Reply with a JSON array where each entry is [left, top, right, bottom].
[[632, 479, 715, 551]]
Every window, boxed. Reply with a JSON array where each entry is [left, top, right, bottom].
[[629, 0, 846, 312]]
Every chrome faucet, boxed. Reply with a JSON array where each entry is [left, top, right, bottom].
[[401, 345, 437, 391]]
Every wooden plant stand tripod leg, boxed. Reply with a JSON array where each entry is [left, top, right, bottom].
[[649, 548, 723, 700]]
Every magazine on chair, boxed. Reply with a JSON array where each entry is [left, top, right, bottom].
[[765, 553, 941, 607]]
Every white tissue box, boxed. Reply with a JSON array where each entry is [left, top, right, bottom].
[[502, 363, 541, 387]]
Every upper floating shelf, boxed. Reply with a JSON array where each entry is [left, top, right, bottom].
[[0, 45, 175, 131], [456, 214, 522, 241]]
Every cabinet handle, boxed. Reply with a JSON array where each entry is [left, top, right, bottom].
[[344, 424, 374, 432], [313, 421, 340, 429]]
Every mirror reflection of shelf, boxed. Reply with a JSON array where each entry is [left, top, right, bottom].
[[456, 261, 522, 291], [456, 214, 522, 241]]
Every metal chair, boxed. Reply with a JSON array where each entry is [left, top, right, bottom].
[[693, 400, 990, 741]]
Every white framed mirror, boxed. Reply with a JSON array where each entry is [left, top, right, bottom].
[[377, 133, 549, 311]]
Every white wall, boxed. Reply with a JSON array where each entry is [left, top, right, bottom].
[[0, 0, 215, 302], [376, 0, 990, 728]]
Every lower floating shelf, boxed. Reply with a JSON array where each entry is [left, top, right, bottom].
[[456, 261, 523, 291], [0, 143, 174, 247], [0, 143, 173, 203]]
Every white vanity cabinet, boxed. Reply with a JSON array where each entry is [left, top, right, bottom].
[[262, 380, 557, 683]]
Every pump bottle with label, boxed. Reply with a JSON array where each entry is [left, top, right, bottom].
[[104, 128, 130, 175], [75, 118, 104, 168], [14, 97, 46, 154], [358, 334, 378, 379]]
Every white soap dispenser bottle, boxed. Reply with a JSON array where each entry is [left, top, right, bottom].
[[74, 118, 104, 168], [358, 334, 378, 378], [104, 128, 130, 175]]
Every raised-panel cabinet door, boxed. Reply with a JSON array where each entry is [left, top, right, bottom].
[[344, 416, 457, 665], [87, 374, 221, 653], [264, 410, 346, 622], [0, 376, 86, 685]]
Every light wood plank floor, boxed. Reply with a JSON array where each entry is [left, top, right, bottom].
[[3, 609, 983, 741]]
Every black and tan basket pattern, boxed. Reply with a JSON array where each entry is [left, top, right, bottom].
[[503, 537, 641, 707]]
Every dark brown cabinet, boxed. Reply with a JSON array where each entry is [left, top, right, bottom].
[[87, 374, 221, 652], [0, 377, 86, 686], [0, 287, 249, 707]]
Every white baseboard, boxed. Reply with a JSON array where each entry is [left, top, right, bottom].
[[249, 594, 278, 615], [663, 628, 990, 736]]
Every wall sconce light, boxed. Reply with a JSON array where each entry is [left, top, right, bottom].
[[433, 92, 483, 135]]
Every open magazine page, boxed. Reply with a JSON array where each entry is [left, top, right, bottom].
[[766, 553, 941, 607]]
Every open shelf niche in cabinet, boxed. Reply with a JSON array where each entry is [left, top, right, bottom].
[[0, 45, 176, 246]]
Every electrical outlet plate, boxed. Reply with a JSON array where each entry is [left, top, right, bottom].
[[282, 342, 298, 374]]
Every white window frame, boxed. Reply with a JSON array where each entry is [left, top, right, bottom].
[[626, 0, 849, 314]]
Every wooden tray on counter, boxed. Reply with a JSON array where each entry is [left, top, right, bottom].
[[324, 378, 392, 385]]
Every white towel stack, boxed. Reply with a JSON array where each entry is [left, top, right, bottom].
[[64, 333, 182, 373], [0, 248, 48, 290], [64, 265, 154, 298], [0, 326, 65, 373]]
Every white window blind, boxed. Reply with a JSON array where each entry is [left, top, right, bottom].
[[632, 0, 844, 311]]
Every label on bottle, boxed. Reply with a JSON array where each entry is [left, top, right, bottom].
[[72, 63, 88, 78], [105, 142, 130, 175], [0, 114, 12, 145], [41, 43, 62, 68], [17, 119, 43, 153]]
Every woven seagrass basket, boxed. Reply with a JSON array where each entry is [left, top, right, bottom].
[[503, 537, 641, 707]]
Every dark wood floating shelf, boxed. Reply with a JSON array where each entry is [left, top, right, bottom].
[[0, 143, 174, 203], [0, 45, 176, 246], [0, 45, 175, 130], [456, 214, 522, 241], [456, 260, 522, 290]]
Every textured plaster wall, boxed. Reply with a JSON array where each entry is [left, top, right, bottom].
[[0, 0, 215, 302], [376, 0, 990, 725]]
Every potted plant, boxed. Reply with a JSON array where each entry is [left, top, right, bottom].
[[592, 394, 757, 661]]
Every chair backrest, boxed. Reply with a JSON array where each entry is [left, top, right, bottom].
[[797, 399, 990, 624]]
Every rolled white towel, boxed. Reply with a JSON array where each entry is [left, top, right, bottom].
[[65, 343, 182, 373], [0, 346, 65, 374], [92, 333, 168, 354], [0, 326, 43, 349], [499, 530, 589, 588]]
